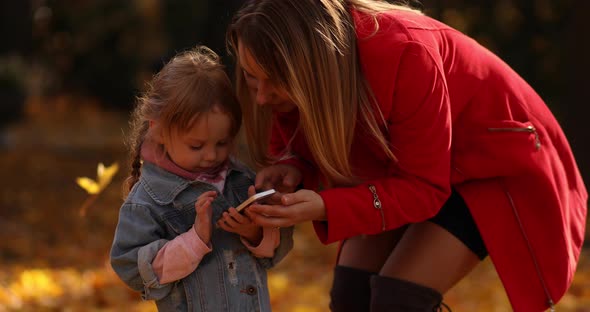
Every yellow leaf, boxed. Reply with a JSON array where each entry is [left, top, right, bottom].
[[97, 163, 105, 177], [76, 163, 118, 195], [76, 177, 100, 194], [97, 162, 119, 190]]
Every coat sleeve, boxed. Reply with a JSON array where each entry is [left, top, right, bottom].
[[314, 41, 452, 244], [110, 203, 174, 300]]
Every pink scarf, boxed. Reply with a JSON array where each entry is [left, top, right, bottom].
[[141, 140, 229, 192]]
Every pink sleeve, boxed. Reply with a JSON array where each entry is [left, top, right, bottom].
[[240, 227, 280, 258], [153, 225, 212, 284]]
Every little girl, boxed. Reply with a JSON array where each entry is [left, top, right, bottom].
[[110, 46, 293, 312]]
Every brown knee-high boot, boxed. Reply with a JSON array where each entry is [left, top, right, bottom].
[[329, 265, 375, 312], [370, 275, 449, 312]]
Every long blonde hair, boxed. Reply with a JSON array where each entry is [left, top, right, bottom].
[[124, 46, 241, 194], [227, 0, 420, 186]]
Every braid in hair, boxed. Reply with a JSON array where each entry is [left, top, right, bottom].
[[123, 105, 150, 195]]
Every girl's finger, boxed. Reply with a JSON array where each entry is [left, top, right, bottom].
[[199, 190, 217, 200], [247, 185, 256, 197], [197, 191, 217, 205], [217, 219, 231, 231], [195, 199, 209, 211], [221, 212, 240, 228], [196, 192, 215, 207], [197, 199, 208, 210], [228, 208, 249, 224]]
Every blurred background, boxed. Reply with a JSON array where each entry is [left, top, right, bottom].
[[1, 0, 589, 311]]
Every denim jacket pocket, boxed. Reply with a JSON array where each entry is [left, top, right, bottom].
[[161, 204, 196, 235], [226, 176, 253, 206]]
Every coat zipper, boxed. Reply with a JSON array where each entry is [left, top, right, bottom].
[[488, 125, 541, 150], [368, 184, 386, 231], [505, 190, 555, 311]]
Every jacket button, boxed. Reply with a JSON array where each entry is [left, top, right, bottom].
[[245, 285, 257, 295]]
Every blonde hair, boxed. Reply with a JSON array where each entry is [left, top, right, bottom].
[[227, 0, 420, 186], [124, 46, 241, 193]]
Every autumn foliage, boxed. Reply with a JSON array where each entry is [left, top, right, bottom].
[[0, 97, 589, 311]]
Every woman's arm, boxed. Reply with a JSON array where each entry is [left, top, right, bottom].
[[316, 41, 452, 243], [247, 42, 452, 244]]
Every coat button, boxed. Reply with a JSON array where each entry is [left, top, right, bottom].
[[245, 285, 257, 295]]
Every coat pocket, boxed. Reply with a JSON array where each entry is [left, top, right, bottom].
[[161, 207, 195, 235], [452, 119, 543, 181]]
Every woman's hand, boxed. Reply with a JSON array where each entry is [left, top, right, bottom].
[[194, 191, 216, 245], [245, 189, 327, 228], [255, 164, 302, 194]]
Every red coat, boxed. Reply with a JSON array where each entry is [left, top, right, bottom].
[[271, 9, 587, 312]]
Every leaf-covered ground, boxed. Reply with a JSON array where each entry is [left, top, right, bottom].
[[1, 97, 589, 311]]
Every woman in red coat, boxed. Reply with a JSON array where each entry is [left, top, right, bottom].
[[227, 0, 587, 311]]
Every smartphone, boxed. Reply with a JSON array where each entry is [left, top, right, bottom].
[[235, 189, 276, 213]]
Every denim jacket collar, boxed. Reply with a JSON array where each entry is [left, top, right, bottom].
[[140, 157, 250, 205]]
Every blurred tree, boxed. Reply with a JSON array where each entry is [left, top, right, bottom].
[[157, 0, 243, 75], [1, 1, 31, 55], [22, 0, 590, 187], [0, 0, 30, 128], [30, 0, 244, 109], [562, 0, 590, 199], [32, 0, 147, 109]]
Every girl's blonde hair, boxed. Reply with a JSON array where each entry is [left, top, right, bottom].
[[227, 0, 420, 186], [124, 46, 241, 193]]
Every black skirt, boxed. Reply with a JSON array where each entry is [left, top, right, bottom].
[[428, 189, 488, 260]]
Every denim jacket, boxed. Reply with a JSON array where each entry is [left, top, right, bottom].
[[110, 160, 294, 312]]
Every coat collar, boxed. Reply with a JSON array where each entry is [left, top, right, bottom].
[[139, 157, 250, 205]]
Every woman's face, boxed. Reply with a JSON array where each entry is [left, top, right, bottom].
[[237, 40, 296, 113]]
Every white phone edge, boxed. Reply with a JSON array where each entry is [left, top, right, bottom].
[[235, 189, 277, 212]]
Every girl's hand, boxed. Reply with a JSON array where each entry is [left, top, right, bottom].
[[245, 189, 327, 228], [217, 207, 262, 245], [194, 191, 216, 245], [255, 164, 302, 196]]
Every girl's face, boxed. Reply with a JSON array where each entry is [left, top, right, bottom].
[[237, 41, 296, 113], [163, 109, 234, 172]]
